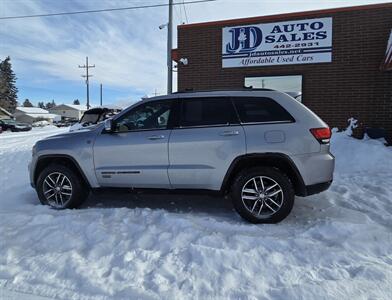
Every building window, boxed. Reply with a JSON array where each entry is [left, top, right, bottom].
[[244, 75, 302, 102]]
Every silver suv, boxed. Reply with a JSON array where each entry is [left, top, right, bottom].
[[29, 90, 334, 223]]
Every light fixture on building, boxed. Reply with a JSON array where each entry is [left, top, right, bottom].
[[159, 23, 168, 30]]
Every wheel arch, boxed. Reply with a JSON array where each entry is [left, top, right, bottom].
[[34, 155, 91, 188], [221, 153, 307, 196]]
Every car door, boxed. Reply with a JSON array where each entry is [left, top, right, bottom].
[[168, 97, 246, 190], [93, 99, 176, 188]]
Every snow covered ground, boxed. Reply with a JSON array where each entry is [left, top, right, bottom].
[[0, 126, 391, 300]]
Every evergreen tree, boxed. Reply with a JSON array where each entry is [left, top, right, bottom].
[[45, 99, 56, 109], [0, 56, 18, 112], [73, 99, 80, 105], [37, 101, 45, 109], [23, 98, 33, 107]]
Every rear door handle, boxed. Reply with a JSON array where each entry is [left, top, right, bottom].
[[220, 130, 239, 136], [147, 135, 165, 140]]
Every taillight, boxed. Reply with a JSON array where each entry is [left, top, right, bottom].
[[310, 127, 331, 144]]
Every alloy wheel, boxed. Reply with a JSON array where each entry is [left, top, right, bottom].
[[241, 176, 284, 217], [42, 172, 73, 208]]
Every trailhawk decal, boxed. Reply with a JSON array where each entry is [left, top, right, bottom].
[[222, 17, 332, 68]]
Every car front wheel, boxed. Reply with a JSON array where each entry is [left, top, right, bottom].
[[36, 164, 89, 209], [231, 167, 295, 224]]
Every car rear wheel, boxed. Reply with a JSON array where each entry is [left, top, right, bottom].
[[231, 167, 295, 224], [36, 164, 89, 209]]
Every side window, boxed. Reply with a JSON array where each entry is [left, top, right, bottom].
[[233, 97, 294, 123], [179, 97, 237, 127], [115, 100, 173, 132]]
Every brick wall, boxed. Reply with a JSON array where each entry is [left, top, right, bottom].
[[177, 4, 392, 142]]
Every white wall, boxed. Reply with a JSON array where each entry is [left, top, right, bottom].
[[49, 108, 83, 120]]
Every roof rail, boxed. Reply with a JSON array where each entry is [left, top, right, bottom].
[[173, 87, 276, 94]]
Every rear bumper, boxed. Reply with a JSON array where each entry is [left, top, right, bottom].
[[291, 152, 335, 186], [305, 180, 332, 196]]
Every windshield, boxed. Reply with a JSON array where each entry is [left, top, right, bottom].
[[80, 109, 120, 125]]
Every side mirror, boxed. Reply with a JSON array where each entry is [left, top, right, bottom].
[[158, 116, 166, 126], [104, 119, 114, 132]]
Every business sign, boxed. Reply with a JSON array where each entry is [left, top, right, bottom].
[[222, 17, 332, 68], [380, 29, 392, 72]]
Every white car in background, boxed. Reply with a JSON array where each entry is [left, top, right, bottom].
[[32, 120, 51, 127]]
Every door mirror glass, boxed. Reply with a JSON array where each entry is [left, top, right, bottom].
[[104, 118, 113, 132], [158, 116, 166, 126]]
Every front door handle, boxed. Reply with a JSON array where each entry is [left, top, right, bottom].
[[220, 130, 239, 136], [148, 135, 165, 140]]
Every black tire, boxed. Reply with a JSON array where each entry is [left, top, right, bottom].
[[231, 167, 295, 224], [36, 163, 89, 209]]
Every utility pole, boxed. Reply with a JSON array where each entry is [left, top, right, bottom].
[[78, 56, 95, 109], [100, 83, 103, 106], [167, 0, 173, 94]]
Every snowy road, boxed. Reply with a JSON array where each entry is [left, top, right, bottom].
[[0, 127, 391, 300]]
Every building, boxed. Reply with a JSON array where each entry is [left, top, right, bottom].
[[49, 104, 88, 121], [174, 3, 392, 142], [0, 107, 13, 120], [13, 107, 60, 124]]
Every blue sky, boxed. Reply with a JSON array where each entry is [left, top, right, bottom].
[[0, 0, 386, 107]]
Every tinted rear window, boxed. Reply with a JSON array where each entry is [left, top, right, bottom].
[[233, 97, 294, 123], [180, 98, 237, 127]]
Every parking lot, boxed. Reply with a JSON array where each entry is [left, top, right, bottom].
[[0, 126, 391, 299]]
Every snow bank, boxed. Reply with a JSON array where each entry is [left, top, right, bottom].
[[331, 119, 392, 174], [0, 125, 391, 300]]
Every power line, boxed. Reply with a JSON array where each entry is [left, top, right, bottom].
[[174, 5, 182, 24], [183, 0, 189, 23], [0, 0, 216, 20], [179, 2, 184, 24]]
